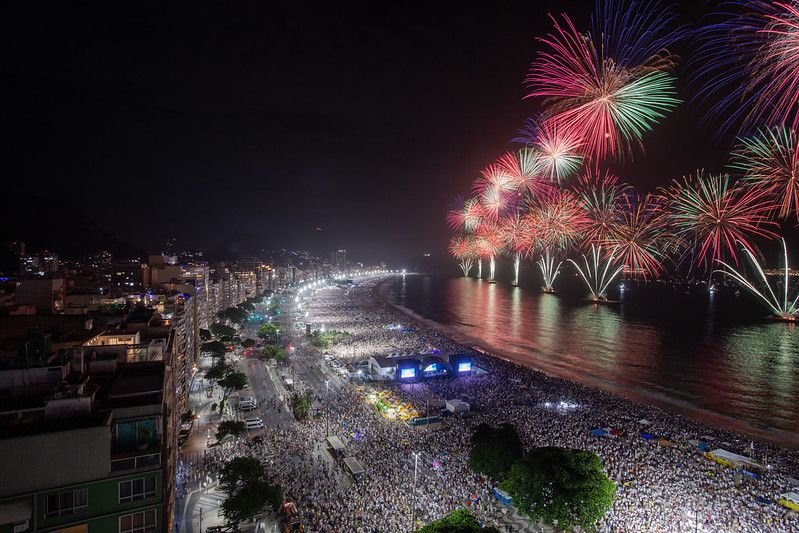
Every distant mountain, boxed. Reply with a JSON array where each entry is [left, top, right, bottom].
[[0, 194, 143, 259]]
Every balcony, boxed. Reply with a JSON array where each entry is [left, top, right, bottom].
[[111, 443, 162, 472]]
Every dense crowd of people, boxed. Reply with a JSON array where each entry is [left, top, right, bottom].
[[190, 277, 799, 532]]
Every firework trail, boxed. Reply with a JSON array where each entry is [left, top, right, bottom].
[[449, 234, 477, 276], [475, 221, 505, 280], [538, 248, 563, 292], [500, 213, 536, 285], [715, 238, 799, 320], [567, 244, 625, 301], [659, 171, 778, 269], [730, 126, 799, 223]]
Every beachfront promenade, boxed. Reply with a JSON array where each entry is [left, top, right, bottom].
[[181, 275, 799, 532]]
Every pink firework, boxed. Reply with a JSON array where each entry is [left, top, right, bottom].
[[525, 188, 589, 252], [659, 171, 779, 269], [496, 149, 553, 199], [499, 213, 536, 256], [472, 163, 519, 220], [448, 234, 475, 259], [602, 192, 670, 278], [474, 221, 505, 258], [575, 170, 630, 247], [532, 118, 584, 182], [446, 197, 484, 233], [526, 14, 680, 162]]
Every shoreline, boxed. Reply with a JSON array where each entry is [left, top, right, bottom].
[[375, 277, 799, 451]]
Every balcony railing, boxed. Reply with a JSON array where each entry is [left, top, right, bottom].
[[111, 451, 161, 472]]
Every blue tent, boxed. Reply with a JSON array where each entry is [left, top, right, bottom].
[[591, 428, 609, 437], [640, 433, 656, 440], [493, 488, 513, 506]]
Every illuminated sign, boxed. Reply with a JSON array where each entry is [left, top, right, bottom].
[[400, 368, 416, 379], [457, 362, 472, 373]]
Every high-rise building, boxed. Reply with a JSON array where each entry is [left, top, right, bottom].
[[331, 249, 347, 272], [0, 346, 175, 533]]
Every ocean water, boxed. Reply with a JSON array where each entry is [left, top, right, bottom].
[[383, 273, 799, 441]]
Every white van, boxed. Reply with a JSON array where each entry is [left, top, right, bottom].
[[245, 417, 264, 430], [239, 397, 257, 411]]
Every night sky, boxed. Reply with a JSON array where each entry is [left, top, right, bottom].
[[5, 1, 729, 264]]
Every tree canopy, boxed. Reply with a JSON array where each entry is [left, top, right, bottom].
[[216, 420, 246, 442], [417, 508, 499, 533], [500, 447, 616, 531], [218, 306, 248, 324], [262, 344, 288, 362], [205, 362, 248, 412], [310, 329, 349, 349], [199, 328, 212, 341], [257, 322, 279, 340], [241, 338, 256, 348], [210, 322, 236, 338], [468, 423, 523, 481], [289, 390, 313, 421], [201, 340, 228, 358], [220, 457, 282, 526]]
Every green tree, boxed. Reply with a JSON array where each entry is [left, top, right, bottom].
[[216, 420, 246, 442], [500, 447, 616, 531], [289, 390, 313, 421], [238, 302, 255, 313], [210, 322, 236, 338], [205, 362, 229, 382], [262, 344, 288, 362], [201, 340, 228, 358], [199, 328, 212, 341], [257, 322, 279, 341], [205, 362, 248, 412], [241, 338, 256, 348], [417, 508, 500, 533], [218, 307, 248, 324], [468, 423, 523, 481], [220, 457, 282, 526]]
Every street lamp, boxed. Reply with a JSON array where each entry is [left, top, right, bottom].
[[410, 451, 420, 532]]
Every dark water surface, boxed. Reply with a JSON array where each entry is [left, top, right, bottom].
[[383, 273, 799, 440]]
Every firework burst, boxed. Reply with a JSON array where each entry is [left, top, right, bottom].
[[496, 149, 552, 198], [603, 193, 669, 278], [473, 164, 519, 221], [693, 1, 799, 133], [525, 189, 589, 252], [513, 117, 584, 182], [575, 170, 629, 247], [659, 171, 778, 269], [446, 197, 484, 233], [730, 126, 799, 223], [526, 1, 682, 161]]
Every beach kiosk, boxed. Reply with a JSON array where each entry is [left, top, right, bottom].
[[778, 492, 799, 511]]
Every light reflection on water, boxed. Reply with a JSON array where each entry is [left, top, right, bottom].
[[385, 275, 799, 436]]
